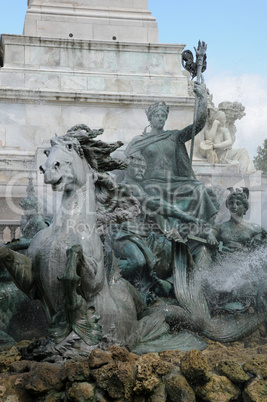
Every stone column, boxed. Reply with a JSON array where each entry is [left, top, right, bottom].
[[23, 0, 158, 43]]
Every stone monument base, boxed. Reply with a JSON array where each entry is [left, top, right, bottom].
[[193, 161, 264, 226]]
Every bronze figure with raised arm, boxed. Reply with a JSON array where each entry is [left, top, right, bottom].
[[125, 81, 218, 232]]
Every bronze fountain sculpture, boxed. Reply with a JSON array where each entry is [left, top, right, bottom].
[[0, 42, 266, 358]]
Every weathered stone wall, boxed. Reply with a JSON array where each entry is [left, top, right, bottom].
[[0, 35, 190, 152]]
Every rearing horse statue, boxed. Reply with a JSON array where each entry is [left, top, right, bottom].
[[0, 125, 147, 350]]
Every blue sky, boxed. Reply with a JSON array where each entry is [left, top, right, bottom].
[[0, 1, 266, 156], [150, 0, 267, 77]]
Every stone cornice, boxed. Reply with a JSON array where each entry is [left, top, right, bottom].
[[1, 35, 185, 54], [27, 4, 156, 22], [0, 87, 195, 108]]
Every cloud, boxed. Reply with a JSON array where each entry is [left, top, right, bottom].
[[206, 73, 267, 158]]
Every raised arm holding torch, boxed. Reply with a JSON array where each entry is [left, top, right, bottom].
[[182, 40, 207, 165]]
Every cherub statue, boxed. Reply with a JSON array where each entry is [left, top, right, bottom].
[[200, 101, 256, 174], [200, 109, 233, 164]]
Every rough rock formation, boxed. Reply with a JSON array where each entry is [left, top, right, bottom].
[[1, 330, 267, 401]]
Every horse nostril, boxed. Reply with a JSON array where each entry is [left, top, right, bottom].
[[54, 161, 60, 169], [39, 165, 45, 174]]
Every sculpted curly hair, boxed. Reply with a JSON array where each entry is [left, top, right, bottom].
[[226, 187, 249, 215]]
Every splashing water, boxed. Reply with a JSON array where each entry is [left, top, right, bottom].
[[197, 245, 267, 313]]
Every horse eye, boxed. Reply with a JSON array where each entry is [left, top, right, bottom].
[[66, 144, 73, 151], [44, 149, 50, 157]]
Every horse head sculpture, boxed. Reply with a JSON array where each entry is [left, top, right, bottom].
[[40, 135, 89, 192]]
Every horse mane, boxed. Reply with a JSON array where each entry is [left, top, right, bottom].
[[64, 124, 128, 172], [56, 124, 140, 233]]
